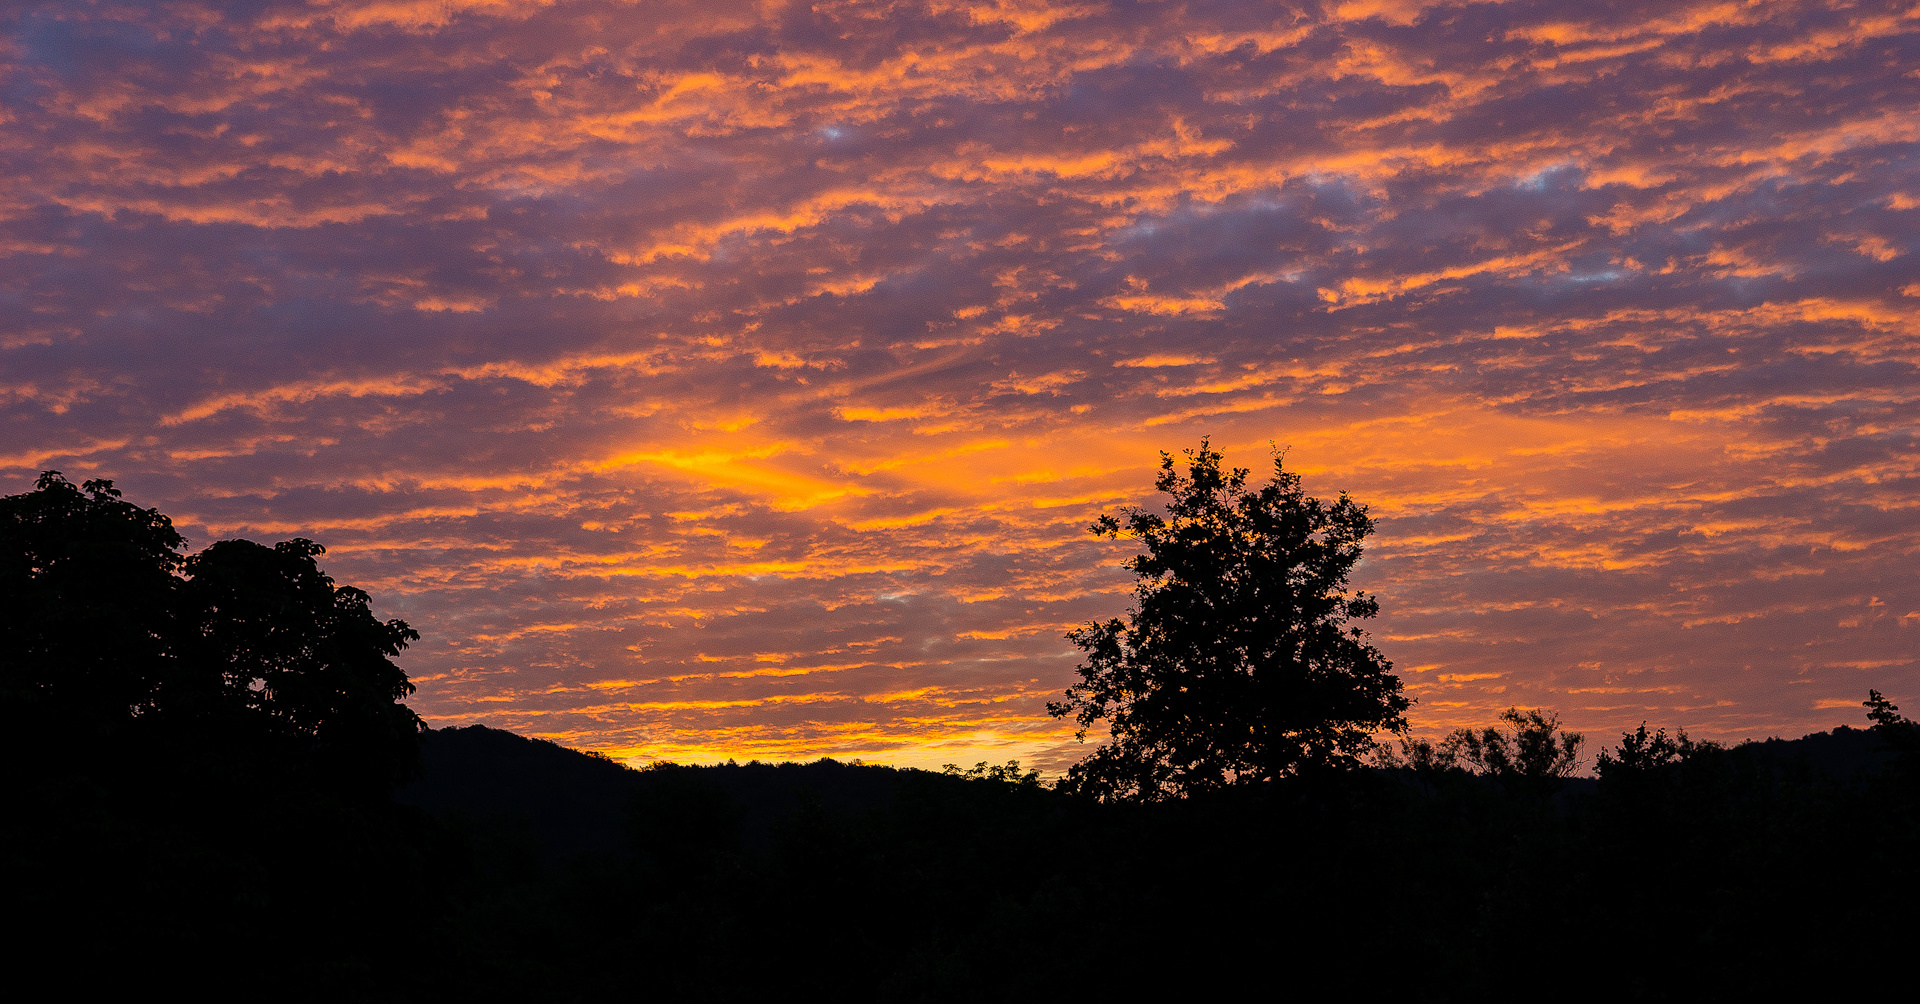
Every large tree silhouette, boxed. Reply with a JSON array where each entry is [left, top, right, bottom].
[[1050, 442, 1408, 801], [1, 472, 186, 745], [0, 471, 421, 793], [178, 538, 423, 792]]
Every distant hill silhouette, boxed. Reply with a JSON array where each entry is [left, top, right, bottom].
[[1740, 723, 1895, 780], [401, 722, 1901, 865], [399, 725, 925, 862], [397, 726, 646, 859]]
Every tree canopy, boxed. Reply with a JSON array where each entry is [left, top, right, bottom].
[[1382, 707, 1588, 791], [1, 472, 185, 741], [1050, 441, 1409, 801], [0, 471, 422, 793]]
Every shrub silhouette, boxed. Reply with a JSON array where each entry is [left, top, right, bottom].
[[1447, 707, 1584, 779], [1380, 707, 1584, 792], [1594, 723, 1718, 780]]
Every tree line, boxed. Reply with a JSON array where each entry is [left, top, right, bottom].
[[4, 458, 1915, 999]]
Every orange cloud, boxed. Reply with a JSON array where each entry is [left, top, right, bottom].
[[3, 0, 1916, 767]]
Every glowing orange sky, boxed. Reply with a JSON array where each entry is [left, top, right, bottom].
[[3, 0, 1915, 768]]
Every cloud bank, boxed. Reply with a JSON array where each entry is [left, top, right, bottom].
[[3, 0, 1916, 765]]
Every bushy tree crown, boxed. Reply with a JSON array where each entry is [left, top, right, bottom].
[[1050, 441, 1408, 801], [0, 472, 422, 794]]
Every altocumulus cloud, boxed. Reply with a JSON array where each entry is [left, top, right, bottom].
[[1, 0, 1916, 765]]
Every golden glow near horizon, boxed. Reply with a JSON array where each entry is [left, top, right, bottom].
[[2, 0, 1916, 768]]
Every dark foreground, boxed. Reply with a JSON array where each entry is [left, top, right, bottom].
[[8, 720, 1918, 1001]]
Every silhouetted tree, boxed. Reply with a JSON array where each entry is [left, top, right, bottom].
[[941, 760, 1042, 786], [1, 472, 186, 746], [1445, 707, 1584, 780], [1864, 689, 1915, 737], [180, 538, 424, 793], [1050, 441, 1408, 801], [3, 473, 435, 996], [1863, 689, 1920, 781], [1594, 723, 1716, 780], [1373, 734, 1465, 779], [1377, 708, 1584, 792], [0, 471, 421, 792]]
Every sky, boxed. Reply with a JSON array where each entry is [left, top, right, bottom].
[[3, 0, 1916, 769]]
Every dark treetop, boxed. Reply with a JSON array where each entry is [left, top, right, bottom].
[[0, 471, 421, 795], [1050, 441, 1409, 801]]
